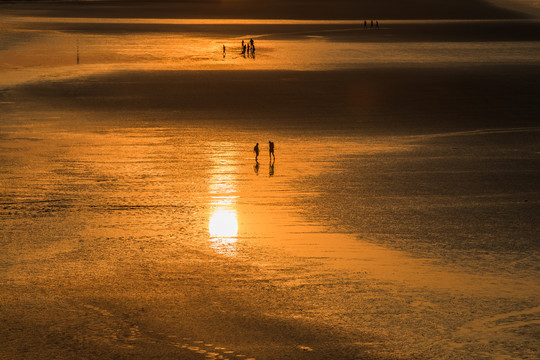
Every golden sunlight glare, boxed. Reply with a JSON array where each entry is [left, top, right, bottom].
[[209, 208, 238, 238]]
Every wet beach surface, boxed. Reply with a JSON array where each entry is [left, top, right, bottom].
[[5, 18, 540, 43], [2, 110, 539, 360], [1, 9, 540, 360]]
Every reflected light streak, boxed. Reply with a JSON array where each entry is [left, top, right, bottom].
[[208, 207, 238, 257], [207, 145, 239, 255]]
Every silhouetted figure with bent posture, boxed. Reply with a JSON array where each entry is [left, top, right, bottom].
[[268, 141, 275, 160], [254, 143, 260, 161]]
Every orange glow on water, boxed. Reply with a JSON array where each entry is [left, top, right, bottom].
[[2, 11, 540, 359]]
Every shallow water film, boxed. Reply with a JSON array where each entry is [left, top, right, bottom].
[[1, 9, 540, 360]]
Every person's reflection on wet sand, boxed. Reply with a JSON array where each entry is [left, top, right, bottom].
[[254, 159, 260, 175], [269, 158, 275, 177], [254, 142, 259, 161]]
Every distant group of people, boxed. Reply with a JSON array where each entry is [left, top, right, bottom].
[[253, 141, 275, 176], [241, 38, 256, 58], [364, 20, 380, 29], [221, 20, 382, 61], [222, 38, 256, 59]]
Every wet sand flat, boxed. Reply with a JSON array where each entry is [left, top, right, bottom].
[[2, 66, 539, 359], [1, 9, 540, 360], [7, 18, 540, 43], [1, 124, 539, 360]]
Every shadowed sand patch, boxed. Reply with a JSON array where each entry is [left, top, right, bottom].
[[5, 66, 540, 135]]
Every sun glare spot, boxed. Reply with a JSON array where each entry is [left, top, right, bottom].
[[209, 209, 238, 238]]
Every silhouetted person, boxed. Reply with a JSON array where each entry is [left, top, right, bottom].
[[364, 20, 367, 29], [250, 38, 254, 47], [251, 44, 256, 58], [268, 141, 275, 160], [376, 21, 379, 29], [269, 158, 274, 177], [371, 20, 373, 28], [254, 143, 259, 160], [223, 45, 226, 58]]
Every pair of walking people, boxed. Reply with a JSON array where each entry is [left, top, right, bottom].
[[254, 141, 275, 161]]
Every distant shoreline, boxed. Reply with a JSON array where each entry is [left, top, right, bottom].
[[0, 0, 530, 20], [6, 16, 540, 43], [488, 0, 540, 18]]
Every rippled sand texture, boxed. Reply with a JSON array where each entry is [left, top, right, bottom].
[[1, 11, 540, 360]]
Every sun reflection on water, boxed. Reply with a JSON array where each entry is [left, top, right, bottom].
[[209, 208, 238, 238], [208, 207, 239, 256], [207, 144, 240, 256]]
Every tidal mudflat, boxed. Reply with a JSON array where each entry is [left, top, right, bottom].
[[1, 8, 540, 360]]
